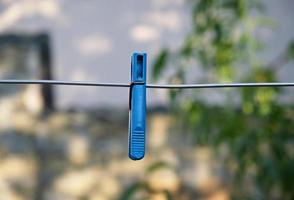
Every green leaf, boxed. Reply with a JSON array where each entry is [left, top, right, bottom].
[[152, 49, 169, 81], [119, 182, 146, 200], [287, 40, 294, 59], [146, 161, 174, 174]]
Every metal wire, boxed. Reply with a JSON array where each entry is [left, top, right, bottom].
[[0, 80, 293, 89], [146, 82, 294, 89], [0, 80, 129, 87]]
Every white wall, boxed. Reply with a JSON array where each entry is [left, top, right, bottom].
[[0, 0, 293, 108]]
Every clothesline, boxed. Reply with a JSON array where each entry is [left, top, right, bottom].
[[0, 80, 293, 89]]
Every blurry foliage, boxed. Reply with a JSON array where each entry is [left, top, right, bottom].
[[120, 162, 175, 200], [152, 49, 169, 81], [152, 0, 294, 199], [288, 41, 294, 60]]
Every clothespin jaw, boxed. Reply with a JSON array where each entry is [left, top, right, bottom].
[[129, 53, 147, 160]]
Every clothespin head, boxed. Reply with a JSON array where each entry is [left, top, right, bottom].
[[129, 53, 147, 160]]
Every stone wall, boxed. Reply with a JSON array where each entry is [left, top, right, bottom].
[[0, 109, 228, 200]]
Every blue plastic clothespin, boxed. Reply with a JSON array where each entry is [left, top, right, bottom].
[[129, 53, 147, 160]]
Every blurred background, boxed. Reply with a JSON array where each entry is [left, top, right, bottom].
[[0, 0, 293, 200]]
